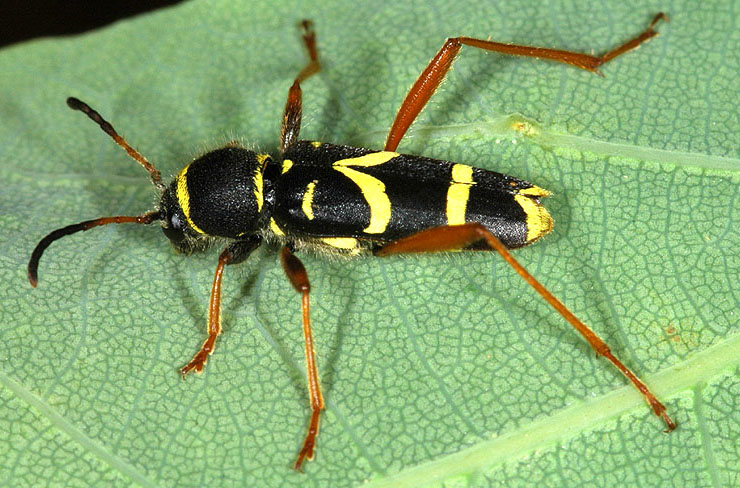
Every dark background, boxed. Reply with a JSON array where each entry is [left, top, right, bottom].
[[0, 0, 184, 48]]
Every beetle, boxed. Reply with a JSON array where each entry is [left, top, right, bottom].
[[28, 15, 673, 470]]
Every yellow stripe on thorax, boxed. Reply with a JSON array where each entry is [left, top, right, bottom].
[[282, 159, 293, 174], [332, 151, 398, 234], [446, 164, 475, 225], [302, 180, 318, 220], [253, 170, 266, 215], [514, 185, 553, 242], [321, 237, 359, 249], [175, 164, 206, 235], [257, 154, 270, 166], [269, 218, 285, 236]]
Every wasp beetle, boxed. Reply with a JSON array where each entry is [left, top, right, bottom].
[[28, 15, 673, 470]]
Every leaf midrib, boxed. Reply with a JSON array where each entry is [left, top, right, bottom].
[[0, 371, 158, 487], [4, 330, 738, 487], [364, 332, 740, 488], [350, 117, 740, 174]]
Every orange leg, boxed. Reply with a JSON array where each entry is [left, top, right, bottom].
[[385, 13, 668, 151], [280, 20, 322, 152], [280, 246, 325, 471], [181, 237, 261, 377], [376, 223, 676, 431], [180, 249, 232, 377]]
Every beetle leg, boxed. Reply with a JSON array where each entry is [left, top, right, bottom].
[[281, 20, 322, 152], [280, 246, 324, 471], [384, 13, 668, 151], [181, 236, 262, 377], [375, 223, 676, 432]]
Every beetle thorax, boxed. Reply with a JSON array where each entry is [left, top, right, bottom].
[[159, 147, 272, 251]]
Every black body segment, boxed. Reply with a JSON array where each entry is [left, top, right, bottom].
[[176, 147, 271, 238], [273, 140, 552, 249]]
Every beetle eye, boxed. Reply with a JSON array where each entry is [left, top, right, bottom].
[[162, 213, 186, 243], [170, 213, 184, 230]]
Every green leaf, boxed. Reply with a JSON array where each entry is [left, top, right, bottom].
[[1, 1, 739, 487]]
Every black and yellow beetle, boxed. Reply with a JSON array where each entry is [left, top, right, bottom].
[[28, 16, 673, 470]]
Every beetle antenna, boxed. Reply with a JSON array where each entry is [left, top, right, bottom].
[[66, 97, 166, 191], [28, 211, 160, 287]]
